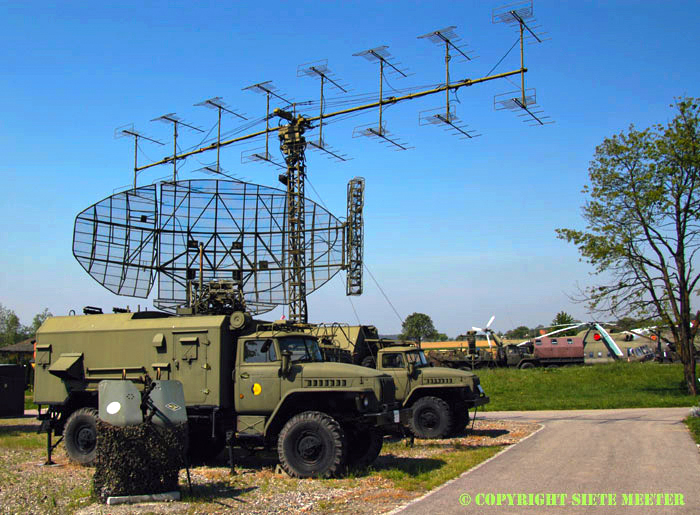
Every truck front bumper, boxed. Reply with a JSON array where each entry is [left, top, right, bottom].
[[362, 406, 413, 427], [468, 395, 490, 408]]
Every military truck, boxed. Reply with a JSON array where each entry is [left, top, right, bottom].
[[308, 325, 489, 438], [33, 310, 410, 478], [426, 330, 585, 369]]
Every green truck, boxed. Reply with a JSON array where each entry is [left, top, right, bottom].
[[33, 311, 411, 478], [309, 325, 489, 438]]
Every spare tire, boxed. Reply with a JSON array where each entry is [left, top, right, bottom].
[[64, 407, 98, 466]]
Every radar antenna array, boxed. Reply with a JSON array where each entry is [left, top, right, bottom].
[[104, 2, 551, 322], [74, 178, 363, 317]]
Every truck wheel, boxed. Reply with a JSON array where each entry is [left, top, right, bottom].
[[519, 362, 535, 369], [278, 411, 346, 478], [409, 396, 452, 439], [64, 407, 98, 466], [345, 425, 383, 469], [360, 356, 376, 368], [449, 402, 470, 436]]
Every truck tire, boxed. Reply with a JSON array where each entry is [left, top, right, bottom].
[[519, 362, 535, 369], [449, 402, 470, 436], [345, 425, 383, 469], [408, 396, 452, 439], [360, 355, 376, 368], [64, 407, 98, 466], [278, 411, 346, 478]]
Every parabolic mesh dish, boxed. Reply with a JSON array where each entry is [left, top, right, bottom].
[[73, 179, 345, 315]]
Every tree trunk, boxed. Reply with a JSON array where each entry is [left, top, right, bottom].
[[683, 355, 697, 395]]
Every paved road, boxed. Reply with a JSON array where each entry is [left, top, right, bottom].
[[397, 408, 700, 514]]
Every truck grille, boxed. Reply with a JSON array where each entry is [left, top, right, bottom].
[[379, 377, 396, 404]]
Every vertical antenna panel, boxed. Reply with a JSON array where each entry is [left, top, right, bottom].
[[346, 177, 365, 296]]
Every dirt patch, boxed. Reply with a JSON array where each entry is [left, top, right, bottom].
[[0, 417, 539, 514]]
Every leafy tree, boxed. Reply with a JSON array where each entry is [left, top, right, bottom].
[[556, 98, 700, 394], [400, 313, 438, 344], [505, 325, 530, 339], [434, 332, 449, 342], [0, 304, 29, 347], [30, 308, 52, 334], [552, 311, 578, 336]]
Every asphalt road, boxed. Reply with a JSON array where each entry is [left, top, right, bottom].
[[397, 408, 700, 514]]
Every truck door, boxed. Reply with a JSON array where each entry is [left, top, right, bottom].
[[235, 338, 282, 414], [380, 352, 410, 401]]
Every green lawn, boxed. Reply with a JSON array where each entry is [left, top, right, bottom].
[[24, 390, 37, 410], [478, 361, 698, 411]]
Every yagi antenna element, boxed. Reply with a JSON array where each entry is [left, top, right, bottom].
[[151, 113, 204, 182], [242, 81, 293, 167], [418, 26, 480, 139], [492, 1, 552, 125], [353, 46, 410, 150], [115, 124, 164, 190], [195, 96, 248, 174], [298, 59, 350, 162]]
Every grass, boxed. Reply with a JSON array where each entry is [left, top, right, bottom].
[[684, 416, 700, 444], [478, 361, 699, 411], [25, 389, 38, 410], [376, 444, 503, 491], [0, 419, 45, 450]]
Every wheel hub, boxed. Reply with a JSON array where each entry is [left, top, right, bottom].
[[76, 426, 96, 452], [418, 409, 439, 429], [297, 432, 323, 462]]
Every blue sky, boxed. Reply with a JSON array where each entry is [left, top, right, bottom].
[[1, 1, 699, 336]]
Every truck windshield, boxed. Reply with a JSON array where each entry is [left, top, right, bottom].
[[405, 350, 429, 367], [279, 337, 324, 363]]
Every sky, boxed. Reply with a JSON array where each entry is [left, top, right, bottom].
[[1, 0, 699, 337]]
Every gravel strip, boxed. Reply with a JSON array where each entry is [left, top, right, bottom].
[[0, 416, 539, 515]]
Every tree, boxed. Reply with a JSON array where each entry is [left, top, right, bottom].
[[400, 313, 438, 344], [0, 304, 29, 347], [556, 98, 700, 394], [30, 308, 52, 334], [505, 325, 530, 339], [552, 311, 578, 336]]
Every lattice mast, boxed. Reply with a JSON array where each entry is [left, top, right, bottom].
[[275, 109, 312, 323]]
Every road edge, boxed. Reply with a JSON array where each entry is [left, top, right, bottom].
[[387, 421, 546, 514]]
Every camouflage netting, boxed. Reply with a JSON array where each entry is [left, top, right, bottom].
[[93, 420, 188, 503]]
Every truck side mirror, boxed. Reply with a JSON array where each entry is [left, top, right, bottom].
[[281, 350, 292, 377]]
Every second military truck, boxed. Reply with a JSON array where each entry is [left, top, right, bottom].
[[309, 324, 489, 438], [34, 310, 411, 477]]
